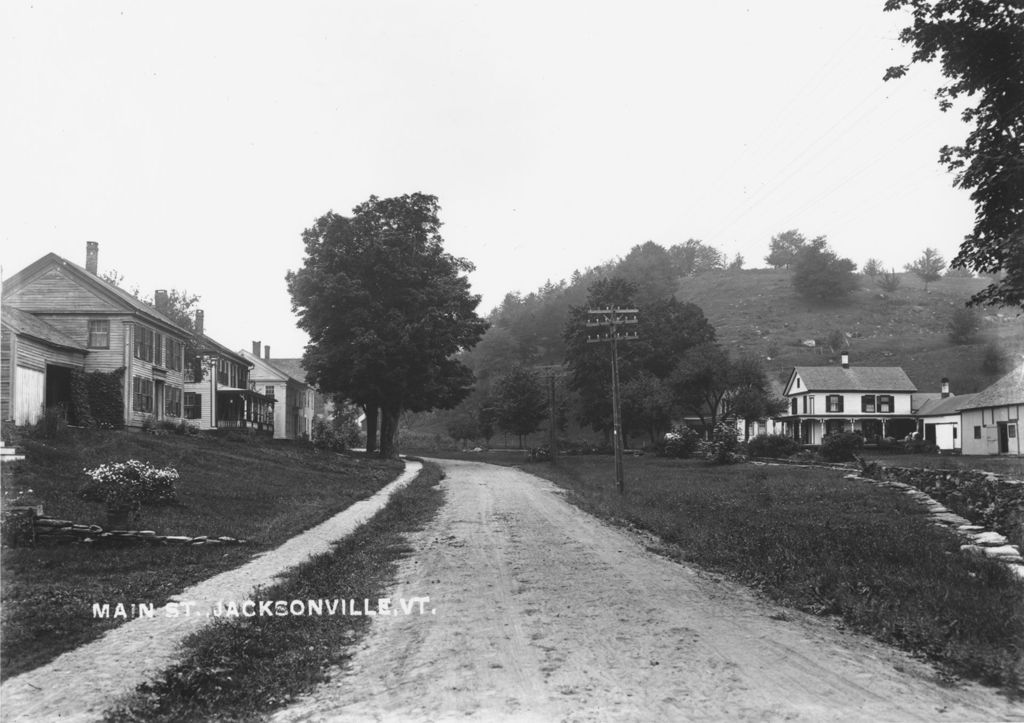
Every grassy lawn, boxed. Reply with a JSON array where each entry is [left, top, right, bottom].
[[1, 427, 402, 680], [414, 449, 1024, 694], [105, 461, 445, 722]]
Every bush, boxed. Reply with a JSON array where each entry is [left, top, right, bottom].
[[79, 460, 180, 506], [819, 432, 863, 462], [660, 425, 701, 459], [33, 406, 68, 439], [903, 438, 940, 455], [699, 421, 745, 464], [311, 417, 345, 451], [747, 434, 801, 458]]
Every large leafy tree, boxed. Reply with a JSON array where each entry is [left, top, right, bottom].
[[564, 278, 715, 438], [287, 193, 488, 458], [884, 0, 1024, 309], [764, 229, 808, 269], [494, 365, 548, 448]]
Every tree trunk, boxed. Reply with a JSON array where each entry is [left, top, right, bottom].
[[364, 405, 378, 454], [378, 404, 401, 458]]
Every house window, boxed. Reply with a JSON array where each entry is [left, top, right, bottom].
[[217, 359, 229, 386], [1010, 424, 1018, 439], [861, 395, 876, 413], [87, 320, 110, 348], [826, 395, 843, 413], [791, 398, 797, 415], [154, 332, 163, 367], [878, 395, 893, 413], [802, 396, 807, 414], [795, 378, 801, 389], [134, 326, 154, 362], [184, 392, 201, 419], [165, 386, 182, 417], [265, 385, 275, 399], [132, 376, 154, 412], [166, 339, 183, 371], [953, 427, 958, 439], [974, 426, 982, 439]]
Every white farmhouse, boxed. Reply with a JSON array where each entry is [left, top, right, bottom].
[[780, 352, 918, 445], [958, 363, 1023, 456]]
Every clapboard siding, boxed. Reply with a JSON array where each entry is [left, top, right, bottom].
[[1, 326, 11, 420], [5, 267, 121, 313]]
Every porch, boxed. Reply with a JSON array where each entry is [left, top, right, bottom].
[[216, 388, 274, 434], [781, 416, 918, 445]]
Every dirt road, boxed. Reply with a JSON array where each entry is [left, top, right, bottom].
[[274, 459, 1022, 722]]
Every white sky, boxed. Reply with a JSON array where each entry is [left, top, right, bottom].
[[1, 1, 973, 357]]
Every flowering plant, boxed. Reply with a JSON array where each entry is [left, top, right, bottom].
[[80, 460, 179, 507]]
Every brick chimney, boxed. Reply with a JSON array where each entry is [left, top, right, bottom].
[[252, 340, 261, 356], [195, 309, 204, 335], [86, 241, 99, 275], [941, 377, 950, 398], [841, 351, 850, 369], [263, 344, 271, 360], [154, 290, 169, 314]]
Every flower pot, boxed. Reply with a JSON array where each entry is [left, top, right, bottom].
[[105, 504, 139, 530]]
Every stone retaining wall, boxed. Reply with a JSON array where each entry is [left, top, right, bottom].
[[3, 508, 246, 547], [868, 465, 1024, 549]]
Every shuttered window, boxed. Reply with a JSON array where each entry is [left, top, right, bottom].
[[184, 392, 201, 419], [165, 386, 182, 417], [134, 327, 154, 362], [878, 395, 894, 413], [132, 376, 153, 412], [166, 339, 183, 371], [861, 395, 876, 413], [826, 395, 843, 412]]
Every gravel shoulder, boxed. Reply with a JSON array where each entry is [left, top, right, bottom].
[[274, 458, 1022, 722]]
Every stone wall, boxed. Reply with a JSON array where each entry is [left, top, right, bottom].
[[871, 465, 1024, 549]]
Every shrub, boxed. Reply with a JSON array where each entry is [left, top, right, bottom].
[[699, 421, 745, 464], [819, 432, 863, 462], [79, 460, 179, 506], [877, 268, 901, 292], [747, 433, 801, 458], [31, 406, 68, 439], [903, 438, 940, 455], [311, 417, 345, 451], [660, 425, 701, 459]]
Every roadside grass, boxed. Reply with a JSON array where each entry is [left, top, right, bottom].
[[420, 451, 1024, 694], [1, 427, 402, 680], [104, 461, 446, 722]]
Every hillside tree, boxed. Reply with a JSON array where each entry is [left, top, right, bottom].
[[286, 193, 488, 458], [765, 230, 807, 269], [862, 258, 884, 277], [885, 0, 1024, 309], [791, 237, 859, 301], [905, 247, 947, 290]]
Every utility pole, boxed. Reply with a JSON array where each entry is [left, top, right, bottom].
[[586, 307, 639, 494]]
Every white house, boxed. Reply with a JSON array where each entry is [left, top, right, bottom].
[[240, 343, 316, 440], [912, 378, 974, 452], [780, 352, 918, 445], [958, 363, 1023, 456]]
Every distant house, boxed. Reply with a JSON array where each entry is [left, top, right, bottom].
[[958, 364, 1023, 456], [1, 243, 191, 429], [240, 343, 316, 440], [779, 352, 918, 444], [912, 377, 974, 452], [182, 314, 274, 434], [263, 356, 333, 422]]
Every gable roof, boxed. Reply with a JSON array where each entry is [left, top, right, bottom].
[[915, 393, 976, 417], [267, 358, 310, 386], [194, 333, 250, 367], [1, 306, 87, 352], [239, 349, 302, 385], [790, 365, 917, 393], [3, 253, 189, 337], [959, 364, 1024, 411]]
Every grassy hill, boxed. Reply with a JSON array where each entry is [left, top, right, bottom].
[[673, 268, 1022, 394]]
